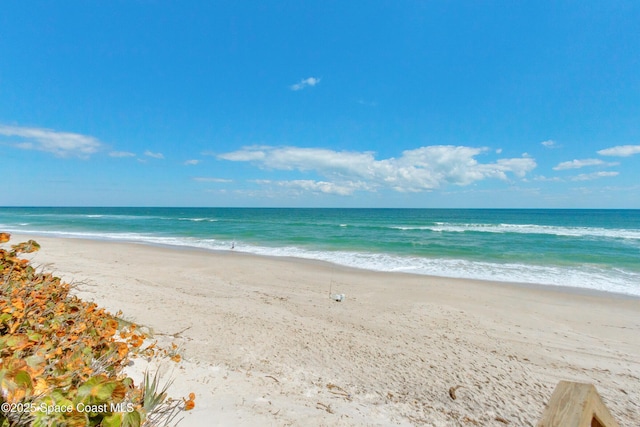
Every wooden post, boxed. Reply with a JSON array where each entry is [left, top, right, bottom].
[[537, 381, 620, 427]]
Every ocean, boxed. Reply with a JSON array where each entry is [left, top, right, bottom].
[[1, 207, 639, 297]]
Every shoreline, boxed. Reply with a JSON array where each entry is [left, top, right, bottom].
[[7, 233, 640, 426], [10, 231, 639, 301]]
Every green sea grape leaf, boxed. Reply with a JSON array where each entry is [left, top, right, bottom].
[[122, 410, 141, 427], [14, 370, 33, 390], [27, 332, 43, 342], [77, 376, 118, 403], [25, 354, 45, 369], [101, 413, 123, 427], [5, 335, 28, 349]]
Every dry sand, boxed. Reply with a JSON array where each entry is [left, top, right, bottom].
[[14, 234, 640, 426]]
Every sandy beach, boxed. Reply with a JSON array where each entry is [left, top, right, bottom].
[[14, 234, 640, 426]]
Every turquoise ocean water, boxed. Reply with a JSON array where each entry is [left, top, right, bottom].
[[1, 207, 639, 296]]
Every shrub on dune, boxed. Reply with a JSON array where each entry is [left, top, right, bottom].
[[0, 233, 195, 427]]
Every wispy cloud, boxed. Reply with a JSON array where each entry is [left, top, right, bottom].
[[290, 77, 321, 91], [357, 99, 378, 107], [144, 150, 164, 159], [534, 175, 563, 182], [570, 171, 619, 181], [0, 124, 102, 158], [260, 179, 368, 196], [597, 145, 640, 157], [193, 177, 232, 183], [553, 158, 617, 170], [109, 151, 136, 158], [218, 145, 536, 195], [541, 140, 559, 148], [184, 159, 200, 165]]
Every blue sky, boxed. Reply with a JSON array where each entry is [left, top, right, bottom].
[[1, 1, 639, 208]]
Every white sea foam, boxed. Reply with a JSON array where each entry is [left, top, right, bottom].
[[20, 213, 157, 221], [234, 245, 640, 297], [391, 223, 640, 240], [5, 228, 639, 297]]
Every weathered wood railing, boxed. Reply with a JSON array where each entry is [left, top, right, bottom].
[[537, 381, 620, 427]]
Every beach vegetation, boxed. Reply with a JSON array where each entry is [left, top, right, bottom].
[[0, 233, 195, 427]]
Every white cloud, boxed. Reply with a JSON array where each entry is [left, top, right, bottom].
[[541, 140, 558, 148], [144, 150, 164, 159], [193, 177, 232, 183], [534, 175, 563, 182], [570, 171, 619, 181], [184, 159, 200, 165], [553, 158, 617, 170], [218, 145, 537, 194], [0, 124, 102, 158], [495, 148, 503, 154], [597, 145, 640, 157], [220, 148, 267, 162], [109, 151, 136, 158], [273, 180, 368, 196], [249, 179, 367, 196], [290, 77, 321, 91]]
